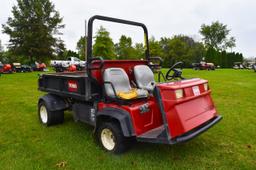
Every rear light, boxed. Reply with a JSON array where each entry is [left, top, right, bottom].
[[175, 89, 183, 99], [204, 83, 208, 91]]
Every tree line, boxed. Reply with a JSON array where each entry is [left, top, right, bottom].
[[76, 25, 243, 68], [1, 0, 244, 68]]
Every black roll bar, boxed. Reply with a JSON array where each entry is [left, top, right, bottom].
[[86, 15, 150, 64], [85, 15, 150, 101]]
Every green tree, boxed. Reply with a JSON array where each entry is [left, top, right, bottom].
[[224, 37, 236, 52], [199, 21, 236, 51], [63, 50, 79, 58], [0, 39, 3, 52], [2, 0, 64, 63], [0, 39, 4, 61], [159, 35, 205, 67], [93, 26, 115, 59], [149, 37, 162, 57], [206, 47, 219, 65], [115, 35, 136, 59], [55, 40, 66, 60], [204, 47, 243, 68], [168, 36, 190, 66], [76, 36, 86, 60], [159, 37, 172, 67], [134, 43, 145, 59]]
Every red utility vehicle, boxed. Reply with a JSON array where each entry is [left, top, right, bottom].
[[0, 62, 13, 74], [37, 15, 222, 153], [32, 62, 47, 71], [192, 61, 215, 70]]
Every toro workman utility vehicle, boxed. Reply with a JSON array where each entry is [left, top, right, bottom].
[[0, 62, 13, 74], [192, 61, 215, 70], [31, 62, 47, 71], [37, 15, 222, 153]]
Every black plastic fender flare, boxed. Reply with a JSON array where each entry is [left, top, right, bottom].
[[96, 108, 135, 137], [38, 94, 69, 111]]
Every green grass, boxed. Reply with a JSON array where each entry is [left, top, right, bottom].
[[0, 69, 255, 170]]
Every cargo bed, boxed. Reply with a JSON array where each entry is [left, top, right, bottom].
[[38, 71, 96, 101]]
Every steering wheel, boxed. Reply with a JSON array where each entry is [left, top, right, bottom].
[[165, 61, 185, 80]]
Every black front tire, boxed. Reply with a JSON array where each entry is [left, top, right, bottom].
[[38, 101, 64, 126], [97, 122, 130, 154]]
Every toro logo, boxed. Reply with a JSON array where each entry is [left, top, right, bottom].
[[68, 80, 78, 92]]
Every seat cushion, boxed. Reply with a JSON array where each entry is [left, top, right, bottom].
[[134, 65, 156, 91], [117, 88, 148, 99], [104, 68, 132, 97], [117, 89, 138, 100], [103, 67, 149, 99]]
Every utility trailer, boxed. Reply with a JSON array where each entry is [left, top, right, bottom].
[[38, 15, 222, 153]]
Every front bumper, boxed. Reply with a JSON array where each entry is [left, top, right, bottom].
[[170, 115, 222, 144], [136, 115, 222, 144]]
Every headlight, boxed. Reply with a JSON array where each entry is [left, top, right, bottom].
[[175, 89, 183, 99], [204, 83, 208, 91]]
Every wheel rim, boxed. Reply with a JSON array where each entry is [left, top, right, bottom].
[[40, 105, 48, 124], [101, 128, 115, 151]]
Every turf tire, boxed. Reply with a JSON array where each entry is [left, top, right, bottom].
[[38, 101, 64, 126], [97, 122, 129, 154]]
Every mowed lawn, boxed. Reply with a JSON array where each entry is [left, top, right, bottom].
[[0, 69, 255, 170]]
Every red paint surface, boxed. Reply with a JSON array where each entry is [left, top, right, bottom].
[[68, 65, 77, 72], [3, 64, 12, 71], [94, 60, 218, 138], [98, 97, 163, 135], [157, 79, 217, 138], [39, 63, 46, 69], [91, 60, 148, 84]]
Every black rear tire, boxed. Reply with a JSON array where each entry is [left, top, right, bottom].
[[38, 101, 64, 126], [97, 122, 130, 154]]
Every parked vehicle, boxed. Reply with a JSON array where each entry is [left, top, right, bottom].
[[0, 62, 3, 74], [192, 61, 215, 70], [50, 57, 86, 72], [12, 63, 23, 72], [253, 64, 256, 72], [37, 15, 222, 154], [243, 61, 256, 70], [0, 62, 13, 74], [32, 62, 47, 71], [12, 63, 32, 72], [233, 62, 244, 69], [21, 64, 33, 72]]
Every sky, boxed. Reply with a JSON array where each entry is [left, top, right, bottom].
[[0, 0, 255, 58]]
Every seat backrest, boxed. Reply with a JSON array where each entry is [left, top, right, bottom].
[[134, 65, 155, 91], [103, 68, 132, 97]]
